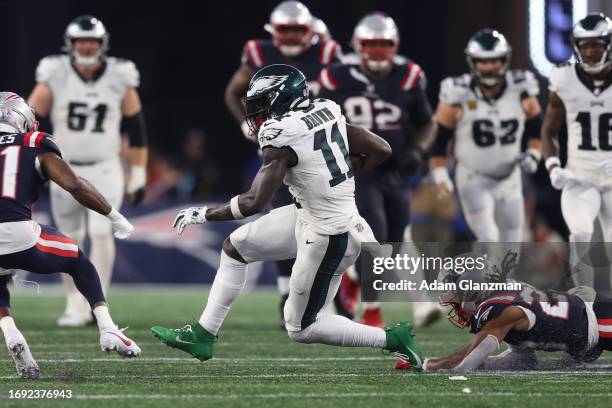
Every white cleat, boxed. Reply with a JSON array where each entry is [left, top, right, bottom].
[[100, 327, 141, 358], [5, 337, 40, 379], [57, 312, 94, 327], [412, 302, 443, 328]]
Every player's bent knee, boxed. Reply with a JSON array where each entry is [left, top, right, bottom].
[[223, 237, 246, 263], [286, 328, 313, 344]]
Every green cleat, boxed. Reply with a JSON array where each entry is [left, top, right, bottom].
[[150, 323, 217, 361], [383, 321, 423, 370]]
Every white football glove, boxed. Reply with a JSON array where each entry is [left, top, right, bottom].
[[549, 167, 575, 190], [431, 166, 454, 194], [106, 208, 134, 239], [173, 206, 208, 235], [601, 159, 612, 177], [518, 148, 541, 174]]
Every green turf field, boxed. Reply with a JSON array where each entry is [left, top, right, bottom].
[[0, 285, 610, 407]]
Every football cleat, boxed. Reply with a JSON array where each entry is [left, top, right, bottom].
[[383, 321, 423, 370], [100, 327, 141, 358], [150, 323, 216, 362], [360, 307, 385, 328], [5, 336, 40, 380]]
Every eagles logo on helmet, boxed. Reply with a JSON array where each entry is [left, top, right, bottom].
[[352, 12, 399, 73], [572, 13, 612, 75], [244, 64, 309, 133], [63, 15, 109, 69], [264, 1, 314, 57], [465, 29, 512, 87]]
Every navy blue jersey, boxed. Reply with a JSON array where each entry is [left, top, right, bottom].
[[470, 289, 589, 357], [318, 60, 433, 171], [0, 131, 61, 222], [241, 38, 341, 96]]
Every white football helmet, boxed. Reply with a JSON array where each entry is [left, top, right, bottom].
[[352, 13, 399, 72], [0, 92, 39, 134], [572, 13, 612, 74], [465, 29, 512, 87], [312, 17, 331, 42], [63, 15, 109, 69], [264, 1, 314, 57]]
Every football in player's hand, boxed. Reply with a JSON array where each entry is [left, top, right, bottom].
[[350, 154, 366, 173]]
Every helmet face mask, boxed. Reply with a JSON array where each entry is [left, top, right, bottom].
[[265, 1, 314, 57], [353, 13, 399, 73], [0, 92, 39, 134], [465, 29, 511, 88], [63, 15, 109, 69], [244, 65, 309, 134], [572, 13, 612, 75]]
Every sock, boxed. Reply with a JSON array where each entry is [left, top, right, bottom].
[[290, 314, 386, 347], [61, 274, 88, 316], [93, 305, 116, 331], [68, 251, 106, 308], [199, 251, 248, 335], [277, 276, 290, 296], [363, 302, 380, 310], [89, 235, 115, 296], [0, 316, 20, 336]]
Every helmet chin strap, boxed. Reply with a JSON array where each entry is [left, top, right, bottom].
[[72, 50, 103, 69], [365, 59, 391, 72]]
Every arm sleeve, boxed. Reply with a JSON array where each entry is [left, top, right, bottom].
[[35, 56, 60, 87], [241, 40, 263, 70], [37, 133, 62, 157], [121, 112, 148, 147], [452, 335, 500, 372]]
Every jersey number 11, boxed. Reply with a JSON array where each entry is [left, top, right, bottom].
[[314, 122, 354, 187]]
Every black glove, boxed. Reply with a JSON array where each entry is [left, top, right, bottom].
[[397, 146, 426, 176]]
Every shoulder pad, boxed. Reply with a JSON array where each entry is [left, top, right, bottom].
[[319, 63, 345, 91], [257, 117, 299, 149], [439, 74, 471, 105], [110, 57, 140, 88], [548, 63, 574, 93], [320, 39, 341, 65], [399, 62, 427, 91], [508, 69, 539, 97], [23, 131, 62, 157], [241, 39, 266, 68], [35, 55, 66, 84]]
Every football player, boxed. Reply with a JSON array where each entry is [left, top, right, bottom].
[[430, 29, 543, 244], [28, 15, 148, 326], [151, 65, 423, 369], [0, 93, 140, 379], [415, 263, 610, 372], [224, 1, 341, 326], [319, 13, 436, 327], [542, 13, 612, 288]]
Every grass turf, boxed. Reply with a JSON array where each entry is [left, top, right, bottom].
[[0, 285, 610, 407]]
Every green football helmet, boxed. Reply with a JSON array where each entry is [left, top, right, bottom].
[[244, 64, 310, 133]]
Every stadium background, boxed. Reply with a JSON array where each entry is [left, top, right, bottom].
[[1, 0, 611, 284]]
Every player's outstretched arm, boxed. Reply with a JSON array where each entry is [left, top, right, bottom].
[[39, 152, 133, 239], [225, 64, 255, 129], [345, 123, 391, 173], [27, 83, 53, 118], [541, 91, 565, 161], [172, 146, 294, 234], [424, 306, 528, 372], [121, 88, 148, 205]]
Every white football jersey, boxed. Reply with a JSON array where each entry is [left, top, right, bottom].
[[439, 70, 539, 178], [549, 63, 612, 186], [257, 98, 359, 235], [35, 55, 139, 162]]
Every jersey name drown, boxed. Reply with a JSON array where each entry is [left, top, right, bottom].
[[257, 98, 358, 235]]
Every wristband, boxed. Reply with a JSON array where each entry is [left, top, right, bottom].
[[526, 148, 542, 162], [107, 207, 123, 222], [545, 156, 561, 173], [230, 195, 245, 220]]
